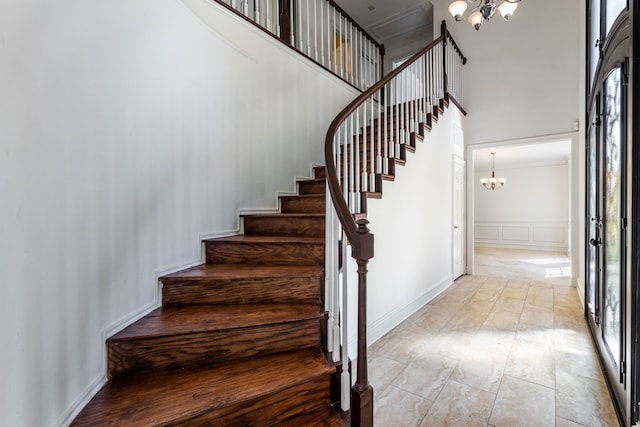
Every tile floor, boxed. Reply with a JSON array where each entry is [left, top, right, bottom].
[[369, 247, 619, 427]]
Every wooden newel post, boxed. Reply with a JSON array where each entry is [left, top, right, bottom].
[[350, 218, 374, 427]]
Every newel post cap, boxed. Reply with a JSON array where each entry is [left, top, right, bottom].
[[351, 219, 374, 260]]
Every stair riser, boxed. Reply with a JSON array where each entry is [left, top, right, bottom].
[[298, 180, 325, 195], [313, 166, 327, 179], [172, 376, 331, 426], [243, 216, 325, 238], [108, 319, 321, 379], [276, 406, 346, 427], [162, 275, 322, 306], [206, 241, 324, 266], [280, 196, 325, 213]]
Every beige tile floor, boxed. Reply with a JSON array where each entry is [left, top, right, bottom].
[[369, 247, 619, 427]]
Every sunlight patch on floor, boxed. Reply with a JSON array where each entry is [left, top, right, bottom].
[[545, 267, 571, 278]]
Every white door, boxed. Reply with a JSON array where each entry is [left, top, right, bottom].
[[453, 156, 466, 279]]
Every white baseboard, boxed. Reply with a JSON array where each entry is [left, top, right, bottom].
[[54, 374, 107, 427], [54, 295, 161, 427], [348, 275, 454, 352], [475, 242, 569, 253], [56, 228, 243, 426]]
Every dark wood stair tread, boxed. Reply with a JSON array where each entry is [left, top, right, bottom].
[[109, 304, 322, 341], [298, 178, 326, 184], [205, 234, 324, 244], [242, 213, 325, 219], [279, 194, 325, 200], [72, 350, 335, 426], [161, 263, 322, 282], [364, 191, 382, 199]]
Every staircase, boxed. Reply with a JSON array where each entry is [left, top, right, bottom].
[[72, 166, 346, 426]]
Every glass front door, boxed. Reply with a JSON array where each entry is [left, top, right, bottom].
[[585, 64, 628, 409]]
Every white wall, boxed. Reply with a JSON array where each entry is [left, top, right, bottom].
[[357, 107, 464, 347], [0, 0, 359, 425], [474, 162, 570, 251], [431, 0, 581, 145]]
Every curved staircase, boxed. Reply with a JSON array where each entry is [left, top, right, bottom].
[[72, 18, 466, 425], [72, 166, 345, 426]]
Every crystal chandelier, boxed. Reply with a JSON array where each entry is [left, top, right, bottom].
[[480, 152, 506, 190], [448, 0, 521, 31]]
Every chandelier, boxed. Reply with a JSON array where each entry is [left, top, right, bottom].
[[480, 152, 506, 190], [448, 0, 521, 31]]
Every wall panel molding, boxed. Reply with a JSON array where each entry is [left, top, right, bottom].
[[475, 221, 568, 252]]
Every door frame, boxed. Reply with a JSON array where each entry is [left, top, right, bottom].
[[465, 132, 579, 282], [452, 155, 466, 279]]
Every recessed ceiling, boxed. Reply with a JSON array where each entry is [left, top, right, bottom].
[[368, 5, 432, 41], [334, 0, 434, 44]]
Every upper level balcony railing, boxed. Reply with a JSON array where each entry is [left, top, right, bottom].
[[217, 0, 384, 91]]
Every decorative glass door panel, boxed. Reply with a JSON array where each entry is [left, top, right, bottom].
[[602, 67, 624, 369]]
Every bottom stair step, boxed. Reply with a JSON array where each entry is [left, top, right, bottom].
[[276, 406, 347, 426], [107, 304, 322, 379], [72, 349, 336, 426]]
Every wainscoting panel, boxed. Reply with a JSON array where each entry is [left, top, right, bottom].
[[475, 225, 500, 240], [532, 226, 565, 243], [502, 226, 529, 242], [475, 221, 568, 252]]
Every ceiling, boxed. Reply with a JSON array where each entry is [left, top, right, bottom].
[[474, 140, 572, 170], [335, 0, 434, 45]]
